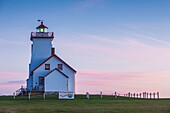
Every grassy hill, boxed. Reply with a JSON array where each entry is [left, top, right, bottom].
[[0, 94, 170, 113]]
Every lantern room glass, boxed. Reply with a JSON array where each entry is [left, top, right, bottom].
[[38, 28, 45, 32]]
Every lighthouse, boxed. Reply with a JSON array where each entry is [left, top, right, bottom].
[[30, 21, 54, 72], [27, 21, 76, 93]]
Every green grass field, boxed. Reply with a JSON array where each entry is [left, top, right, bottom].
[[0, 95, 170, 113]]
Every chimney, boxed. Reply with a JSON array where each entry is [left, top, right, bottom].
[[51, 48, 55, 55]]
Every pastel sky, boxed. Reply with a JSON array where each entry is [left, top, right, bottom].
[[0, 0, 170, 98]]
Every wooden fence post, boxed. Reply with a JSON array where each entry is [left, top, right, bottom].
[[86, 92, 89, 99], [115, 92, 117, 98], [43, 93, 46, 100], [150, 93, 152, 99], [145, 92, 147, 98], [13, 93, 15, 99], [128, 92, 131, 98], [28, 92, 31, 100], [100, 92, 102, 99], [140, 93, 141, 98], [153, 92, 155, 99], [157, 92, 159, 99]]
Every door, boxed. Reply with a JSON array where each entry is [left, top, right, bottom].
[[39, 77, 44, 91]]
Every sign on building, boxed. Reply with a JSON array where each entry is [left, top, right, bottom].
[[59, 92, 74, 99]]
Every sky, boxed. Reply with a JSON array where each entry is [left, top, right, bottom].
[[0, 0, 170, 98]]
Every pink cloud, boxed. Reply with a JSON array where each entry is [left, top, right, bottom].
[[0, 72, 27, 77], [76, 69, 170, 97], [77, 69, 148, 81], [0, 80, 25, 86]]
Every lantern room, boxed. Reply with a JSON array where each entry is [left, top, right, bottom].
[[36, 21, 48, 32], [30, 20, 54, 41]]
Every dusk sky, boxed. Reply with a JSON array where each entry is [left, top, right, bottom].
[[1, 0, 170, 97]]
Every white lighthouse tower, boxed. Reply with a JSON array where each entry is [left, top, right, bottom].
[[27, 21, 76, 93], [30, 21, 54, 72]]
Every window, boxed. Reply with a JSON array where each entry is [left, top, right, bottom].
[[45, 64, 50, 70], [58, 64, 63, 70]]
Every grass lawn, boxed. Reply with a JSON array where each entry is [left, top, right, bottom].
[[0, 95, 170, 113]]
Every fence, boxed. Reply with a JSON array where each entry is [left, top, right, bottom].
[[84, 91, 160, 99], [123, 92, 159, 99], [12, 90, 160, 100]]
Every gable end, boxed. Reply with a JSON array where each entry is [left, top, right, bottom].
[[31, 54, 77, 73]]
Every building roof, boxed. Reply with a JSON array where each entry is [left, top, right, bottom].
[[31, 54, 77, 73], [36, 22, 48, 29], [44, 68, 69, 78]]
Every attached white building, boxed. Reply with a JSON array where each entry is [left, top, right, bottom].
[[27, 21, 76, 93]]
